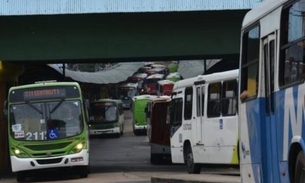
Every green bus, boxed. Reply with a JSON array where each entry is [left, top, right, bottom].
[[4, 81, 90, 182], [166, 72, 182, 83], [167, 61, 179, 73], [88, 99, 124, 137], [132, 95, 157, 135]]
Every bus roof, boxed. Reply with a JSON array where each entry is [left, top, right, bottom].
[[242, 0, 287, 28], [147, 74, 164, 79], [9, 81, 80, 91], [150, 96, 171, 102], [133, 95, 157, 101], [166, 72, 181, 79], [151, 64, 167, 68], [147, 67, 166, 73], [132, 73, 148, 79], [158, 80, 175, 85], [173, 69, 238, 90], [119, 82, 138, 88], [93, 98, 122, 104]]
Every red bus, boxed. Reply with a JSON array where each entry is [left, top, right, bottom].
[[145, 96, 171, 164], [157, 80, 175, 96], [144, 74, 165, 95]]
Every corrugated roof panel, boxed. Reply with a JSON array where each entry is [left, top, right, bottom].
[[49, 62, 144, 84], [0, 0, 264, 16], [178, 59, 221, 79], [178, 60, 205, 79]]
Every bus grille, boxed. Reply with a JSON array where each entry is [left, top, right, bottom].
[[24, 142, 72, 151], [36, 158, 63, 165], [32, 151, 66, 157]]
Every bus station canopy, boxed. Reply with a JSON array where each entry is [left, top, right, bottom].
[[48, 62, 144, 84]]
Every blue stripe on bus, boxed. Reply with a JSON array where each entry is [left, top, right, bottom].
[[245, 98, 262, 183]]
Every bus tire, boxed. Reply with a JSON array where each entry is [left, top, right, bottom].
[[115, 133, 121, 138], [134, 130, 139, 136], [150, 154, 159, 165], [185, 145, 201, 174], [295, 151, 305, 182], [16, 172, 26, 182], [121, 126, 124, 136]]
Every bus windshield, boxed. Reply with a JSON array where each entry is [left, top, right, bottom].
[[10, 100, 83, 141], [119, 88, 137, 99], [89, 102, 118, 123]]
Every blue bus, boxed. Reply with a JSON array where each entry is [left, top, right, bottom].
[[239, 0, 305, 182]]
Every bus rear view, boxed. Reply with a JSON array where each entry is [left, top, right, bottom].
[[5, 81, 90, 182]]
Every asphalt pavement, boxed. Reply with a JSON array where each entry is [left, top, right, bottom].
[[1, 110, 241, 183], [151, 173, 240, 183], [1, 169, 241, 183]]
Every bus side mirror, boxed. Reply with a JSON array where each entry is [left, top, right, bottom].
[[144, 107, 151, 117], [3, 100, 8, 121], [3, 109, 7, 121]]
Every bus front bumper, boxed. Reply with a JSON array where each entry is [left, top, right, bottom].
[[89, 127, 120, 135], [11, 149, 89, 172], [134, 124, 147, 131]]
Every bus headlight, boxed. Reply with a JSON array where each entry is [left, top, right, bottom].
[[14, 149, 20, 155], [76, 143, 83, 150], [12, 148, 28, 158], [69, 142, 86, 154]]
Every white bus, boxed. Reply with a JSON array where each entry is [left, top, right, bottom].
[[170, 69, 239, 174], [239, 0, 305, 182]]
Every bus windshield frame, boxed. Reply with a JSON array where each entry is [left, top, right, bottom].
[[9, 100, 84, 141]]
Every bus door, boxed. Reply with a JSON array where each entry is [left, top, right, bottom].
[[194, 81, 205, 145], [262, 34, 279, 183], [152, 101, 170, 146], [239, 25, 261, 183]]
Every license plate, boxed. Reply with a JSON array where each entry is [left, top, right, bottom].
[[71, 157, 83, 162]]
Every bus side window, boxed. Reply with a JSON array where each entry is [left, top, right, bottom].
[[222, 80, 237, 116], [184, 87, 193, 120], [240, 26, 259, 100], [222, 91, 236, 116], [208, 93, 220, 117]]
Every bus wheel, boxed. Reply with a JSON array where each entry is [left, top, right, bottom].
[[115, 133, 121, 138], [134, 130, 139, 136], [150, 154, 159, 165], [16, 172, 26, 182], [121, 125, 124, 135], [185, 146, 201, 174], [295, 151, 305, 182]]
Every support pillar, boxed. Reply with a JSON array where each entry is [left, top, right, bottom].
[[0, 61, 24, 177], [0, 82, 7, 177]]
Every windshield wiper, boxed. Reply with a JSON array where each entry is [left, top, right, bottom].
[[26, 102, 43, 115], [50, 98, 65, 114]]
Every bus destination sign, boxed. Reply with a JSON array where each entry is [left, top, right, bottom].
[[9, 86, 80, 102], [24, 89, 66, 100]]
